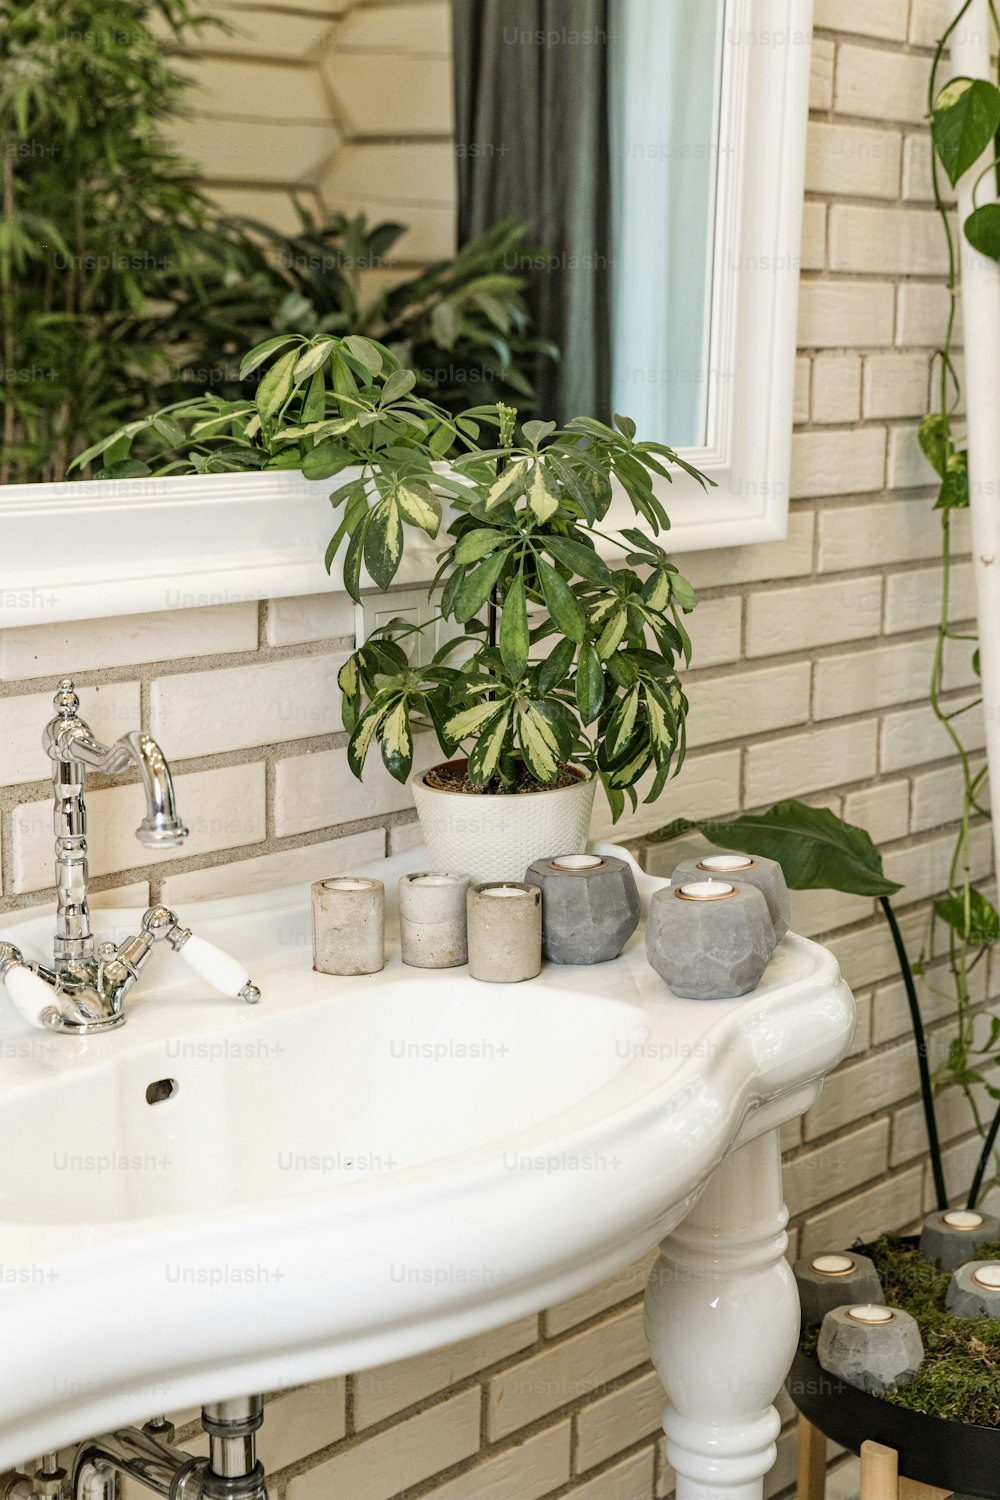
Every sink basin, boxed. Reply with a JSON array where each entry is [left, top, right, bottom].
[[0, 843, 854, 1468]]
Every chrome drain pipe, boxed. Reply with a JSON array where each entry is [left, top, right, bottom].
[[199, 1398, 266, 1500]]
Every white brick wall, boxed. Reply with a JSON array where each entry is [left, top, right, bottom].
[[2, 6, 994, 1498]]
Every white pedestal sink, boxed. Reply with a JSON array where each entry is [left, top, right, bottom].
[[0, 843, 854, 1498]]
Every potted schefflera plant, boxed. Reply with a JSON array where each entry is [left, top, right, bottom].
[[76, 333, 709, 880]]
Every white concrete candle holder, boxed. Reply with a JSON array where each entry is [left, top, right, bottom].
[[919, 1208, 1000, 1269], [524, 853, 640, 965], [467, 882, 542, 984], [670, 850, 790, 942], [792, 1251, 885, 1326], [398, 871, 470, 969], [946, 1260, 1000, 1318], [312, 876, 385, 976], [645, 879, 775, 999]]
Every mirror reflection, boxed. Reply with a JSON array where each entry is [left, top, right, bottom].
[[1, 0, 724, 485]]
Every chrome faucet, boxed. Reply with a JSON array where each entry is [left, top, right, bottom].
[[0, 679, 260, 1034]]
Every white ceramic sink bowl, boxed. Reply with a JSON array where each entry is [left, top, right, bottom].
[[0, 844, 854, 1468]]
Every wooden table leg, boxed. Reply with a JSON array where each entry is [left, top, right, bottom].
[[796, 1415, 826, 1500], [861, 1440, 898, 1500]]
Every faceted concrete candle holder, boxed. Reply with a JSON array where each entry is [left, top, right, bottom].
[[398, 871, 470, 969], [312, 876, 384, 976], [946, 1260, 1000, 1319], [919, 1208, 1000, 1269], [670, 851, 790, 943], [524, 853, 640, 964], [467, 882, 542, 984], [817, 1304, 924, 1395], [645, 880, 775, 1000], [792, 1252, 885, 1327]]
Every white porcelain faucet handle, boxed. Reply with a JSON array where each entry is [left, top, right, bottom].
[[174, 933, 261, 1004], [3, 963, 62, 1030]]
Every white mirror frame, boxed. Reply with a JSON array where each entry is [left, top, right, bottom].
[[1, 0, 811, 627]]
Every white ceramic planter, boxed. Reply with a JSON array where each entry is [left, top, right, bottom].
[[410, 761, 598, 882]]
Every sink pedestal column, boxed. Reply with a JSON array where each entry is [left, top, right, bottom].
[[644, 1129, 799, 1500]]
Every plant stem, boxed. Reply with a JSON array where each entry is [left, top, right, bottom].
[[879, 895, 948, 1210], [968, 1101, 1000, 1209]]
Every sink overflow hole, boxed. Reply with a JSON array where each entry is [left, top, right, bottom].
[[146, 1078, 179, 1105]]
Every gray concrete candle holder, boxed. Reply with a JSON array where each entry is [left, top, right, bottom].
[[467, 882, 542, 984], [645, 879, 775, 999], [670, 851, 790, 942], [398, 871, 470, 969], [793, 1252, 885, 1327], [919, 1208, 1000, 1269], [817, 1304, 924, 1394], [312, 876, 384, 976], [945, 1261, 1000, 1319], [524, 853, 640, 964]]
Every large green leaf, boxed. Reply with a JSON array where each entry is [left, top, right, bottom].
[[453, 549, 510, 622], [650, 799, 902, 897], [536, 559, 586, 643], [932, 76, 1000, 187], [255, 348, 298, 424], [543, 535, 612, 584], [377, 699, 414, 783], [934, 887, 1000, 944], [965, 202, 1000, 261], [499, 570, 530, 681], [575, 642, 605, 723]]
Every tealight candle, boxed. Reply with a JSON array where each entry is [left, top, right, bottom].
[[398, 871, 470, 969], [698, 854, 754, 872], [312, 876, 384, 976], [549, 854, 605, 871], [845, 1305, 895, 1325], [972, 1264, 1000, 1290], [944, 1210, 985, 1229], [467, 882, 541, 983], [811, 1254, 856, 1277], [677, 880, 736, 900]]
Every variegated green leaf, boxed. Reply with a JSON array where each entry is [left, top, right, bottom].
[[347, 702, 387, 779], [528, 463, 559, 523], [338, 655, 359, 700], [396, 484, 442, 537], [607, 685, 640, 760], [363, 497, 404, 589], [455, 528, 504, 564], [377, 700, 413, 782], [485, 458, 529, 510], [642, 570, 672, 612], [576, 642, 605, 723], [445, 701, 508, 741], [255, 348, 298, 424], [608, 745, 652, 789], [596, 606, 628, 659], [468, 708, 513, 784], [517, 702, 561, 783]]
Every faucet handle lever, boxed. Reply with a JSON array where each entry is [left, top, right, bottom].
[[175, 933, 260, 1003], [141, 907, 261, 1004], [0, 945, 62, 1030]]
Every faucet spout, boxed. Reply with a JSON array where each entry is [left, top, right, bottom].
[[105, 729, 188, 848]]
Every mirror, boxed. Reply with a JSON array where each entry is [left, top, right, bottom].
[[1, 0, 811, 623]]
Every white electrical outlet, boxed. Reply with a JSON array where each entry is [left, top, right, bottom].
[[356, 587, 452, 666]]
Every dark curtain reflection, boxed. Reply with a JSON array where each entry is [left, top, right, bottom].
[[452, 0, 612, 422]]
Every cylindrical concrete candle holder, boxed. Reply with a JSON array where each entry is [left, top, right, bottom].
[[467, 882, 542, 984], [398, 871, 470, 969], [312, 876, 384, 976], [919, 1207, 1000, 1269], [670, 851, 791, 942], [524, 853, 640, 964], [792, 1251, 885, 1327], [946, 1260, 1000, 1318], [645, 880, 775, 1000], [817, 1304, 924, 1394]]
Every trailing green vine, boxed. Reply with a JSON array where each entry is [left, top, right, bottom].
[[921, 0, 1000, 1207]]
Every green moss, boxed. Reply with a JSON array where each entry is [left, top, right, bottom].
[[800, 1234, 1000, 1427]]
